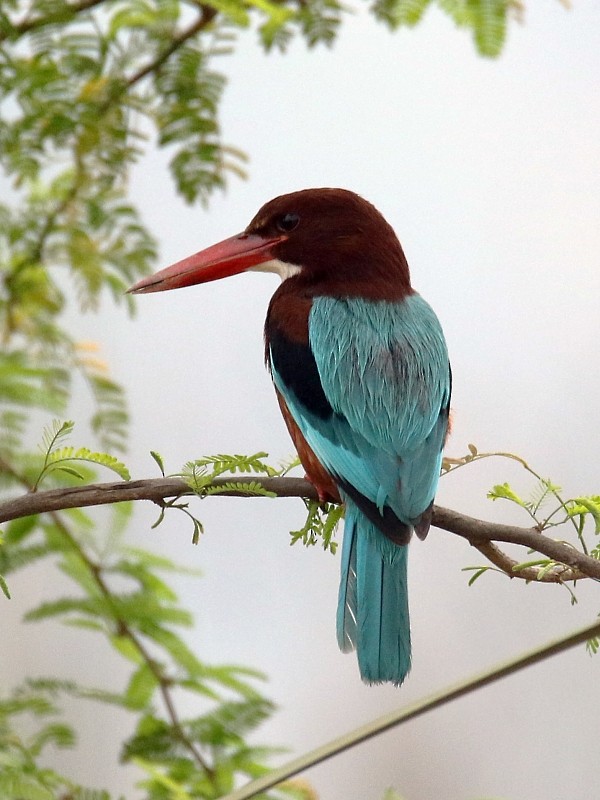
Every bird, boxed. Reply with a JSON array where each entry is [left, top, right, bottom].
[[129, 188, 451, 685]]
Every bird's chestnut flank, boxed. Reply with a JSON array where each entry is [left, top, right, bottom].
[[129, 188, 451, 685]]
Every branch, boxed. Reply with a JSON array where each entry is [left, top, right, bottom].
[[0, 0, 106, 42], [1, 476, 599, 581], [51, 507, 215, 778], [124, 6, 218, 89], [0, 476, 314, 521], [220, 617, 600, 800], [432, 505, 600, 579]]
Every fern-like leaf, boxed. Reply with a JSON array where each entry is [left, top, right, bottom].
[[290, 500, 343, 554], [47, 447, 130, 480], [203, 480, 277, 498], [526, 478, 562, 515], [39, 419, 75, 457], [34, 422, 130, 489], [486, 482, 526, 507], [0, 572, 10, 599], [181, 452, 277, 493], [373, 0, 431, 28], [568, 497, 600, 536]]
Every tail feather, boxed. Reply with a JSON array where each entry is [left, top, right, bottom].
[[336, 518, 358, 653], [336, 503, 411, 685]]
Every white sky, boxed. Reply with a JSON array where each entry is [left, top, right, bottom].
[[5, 3, 600, 799]]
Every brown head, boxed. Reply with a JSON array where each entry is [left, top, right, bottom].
[[129, 188, 412, 300]]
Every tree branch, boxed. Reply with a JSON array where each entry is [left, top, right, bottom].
[[431, 505, 599, 579], [1, 476, 599, 581], [124, 6, 218, 89], [0, 0, 107, 42]]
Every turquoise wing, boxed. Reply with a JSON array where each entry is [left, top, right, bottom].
[[271, 294, 451, 531]]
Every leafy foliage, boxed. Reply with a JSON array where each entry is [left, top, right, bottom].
[[0, 681, 111, 800], [151, 450, 342, 552], [372, 0, 511, 57], [0, 474, 311, 798], [290, 499, 344, 554], [145, 451, 279, 543], [0, 0, 575, 796], [180, 452, 279, 493], [33, 419, 130, 490], [445, 445, 600, 605]]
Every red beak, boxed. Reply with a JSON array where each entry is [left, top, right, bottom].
[[128, 232, 286, 294]]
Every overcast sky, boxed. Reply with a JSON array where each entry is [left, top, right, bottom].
[[5, 3, 600, 799]]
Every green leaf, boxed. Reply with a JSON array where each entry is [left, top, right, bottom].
[[5, 515, 38, 545], [470, 0, 507, 58], [55, 465, 87, 480], [131, 756, 194, 798], [24, 596, 109, 623], [382, 790, 407, 800], [0, 353, 68, 413], [0, 573, 11, 599], [140, 626, 203, 675], [125, 663, 158, 710], [570, 497, 600, 535], [29, 721, 76, 754], [372, 0, 431, 28], [204, 0, 251, 26], [35, 445, 130, 488], [462, 566, 492, 586], [109, 634, 144, 665], [150, 450, 166, 476], [586, 637, 599, 656], [181, 452, 278, 490], [487, 482, 526, 507], [290, 500, 342, 554], [40, 419, 75, 455], [203, 480, 277, 498], [0, 773, 54, 800]]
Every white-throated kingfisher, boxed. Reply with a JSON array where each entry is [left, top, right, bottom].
[[129, 189, 451, 685]]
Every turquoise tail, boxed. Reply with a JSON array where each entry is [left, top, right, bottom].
[[336, 502, 411, 685]]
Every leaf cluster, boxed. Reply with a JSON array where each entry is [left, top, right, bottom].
[[0, 681, 115, 800], [0, 462, 313, 799], [445, 445, 600, 611], [151, 449, 344, 552], [33, 419, 130, 489], [371, 0, 512, 58], [290, 499, 343, 554]]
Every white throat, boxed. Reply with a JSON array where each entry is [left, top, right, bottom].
[[250, 258, 302, 282]]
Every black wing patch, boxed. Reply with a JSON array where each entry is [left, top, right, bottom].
[[269, 326, 333, 421]]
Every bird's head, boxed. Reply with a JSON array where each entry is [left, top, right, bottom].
[[129, 188, 412, 299]]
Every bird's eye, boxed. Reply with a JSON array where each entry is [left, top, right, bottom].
[[276, 212, 300, 233]]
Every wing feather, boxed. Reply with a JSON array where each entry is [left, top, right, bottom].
[[271, 294, 450, 529]]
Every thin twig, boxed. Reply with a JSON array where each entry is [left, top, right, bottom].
[[469, 539, 586, 583], [52, 509, 216, 778], [219, 617, 600, 800], [432, 505, 600, 579], [0, 0, 106, 42], [125, 6, 218, 89]]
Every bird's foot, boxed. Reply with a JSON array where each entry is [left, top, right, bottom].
[[303, 473, 339, 505]]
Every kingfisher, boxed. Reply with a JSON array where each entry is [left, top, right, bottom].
[[129, 189, 451, 685]]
